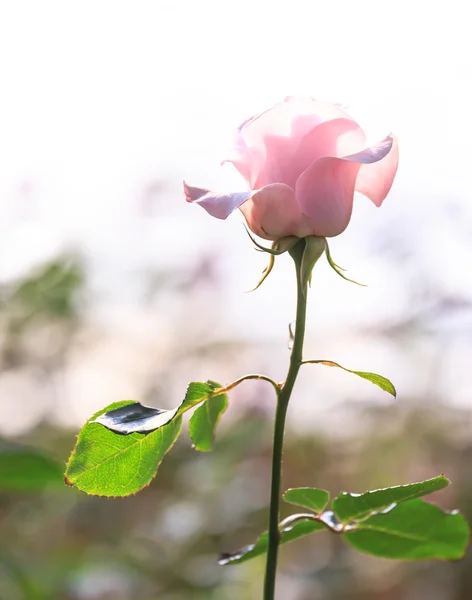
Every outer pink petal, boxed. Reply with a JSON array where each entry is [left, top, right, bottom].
[[276, 117, 366, 189], [223, 97, 356, 189], [184, 182, 253, 219], [185, 181, 309, 241], [239, 183, 309, 241], [296, 136, 395, 237], [355, 134, 399, 206]]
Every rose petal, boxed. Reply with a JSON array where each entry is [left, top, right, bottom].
[[184, 181, 309, 240], [223, 97, 356, 189], [296, 161, 360, 237], [242, 97, 355, 143], [184, 182, 252, 220], [239, 183, 310, 240], [221, 113, 268, 188], [277, 118, 366, 189], [221, 137, 264, 189], [296, 136, 395, 237], [355, 134, 399, 206]]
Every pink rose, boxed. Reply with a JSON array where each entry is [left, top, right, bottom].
[[185, 97, 398, 240]]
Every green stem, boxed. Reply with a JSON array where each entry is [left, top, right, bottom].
[[263, 240, 308, 600], [216, 374, 281, 399]]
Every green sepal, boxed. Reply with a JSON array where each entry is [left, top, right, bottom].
[[246, 231, 301, 291], [248, 252, 275, 292], [325, 241, 366, 286], [274, 236, 300, 254], [300, 236, 326, 290], [244, 226, 299, 256]]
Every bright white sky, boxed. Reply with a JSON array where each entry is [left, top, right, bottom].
[[1, 0, 470, 243], [1, 0, 470, 306], [1, 1, 472, 429]]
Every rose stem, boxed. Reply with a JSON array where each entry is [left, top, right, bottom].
[[263, 239, 308, 600]]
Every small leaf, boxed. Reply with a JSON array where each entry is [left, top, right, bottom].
[[65, 400, 182, 497], [94, 381, 220, 434], [189, 392, 228, 452], [333, 475, 450, 523], [65, 381, 227, 496], [219, 518, 326, 565], [0, 442, 63, 491], [303, 360, 396, 397], [283, 487, 330, 513], [344, 499, 469, 560]]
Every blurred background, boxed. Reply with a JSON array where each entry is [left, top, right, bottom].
[[1, 1, 472, 598]]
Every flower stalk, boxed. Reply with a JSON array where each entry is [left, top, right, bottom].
[[263, 239, 309, 600]]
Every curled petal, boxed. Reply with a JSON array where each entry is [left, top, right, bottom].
[[185, 181, 310, 240], [355, 134, 399, 206], [239, 183, 310, 241], [184, 182, 252, 220], [348, 135, 395, 163], [276, 118, 366, 189], [296, 136, 395, 237]]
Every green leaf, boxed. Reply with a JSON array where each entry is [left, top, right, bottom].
[[189, 392, 228, 451], [94, 381, 220, 434], [344, 499, 469, 560], [0, 442, 63, 491], [65, 401, 182, 497], [219, 518, 326, 565], [303, 360, 396, 397], [65, 381, 228, 496], [283, 487, 330, 513], [333, 475, 450, 523]]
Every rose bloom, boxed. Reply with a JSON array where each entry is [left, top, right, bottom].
[[185, 97, 398, 240]]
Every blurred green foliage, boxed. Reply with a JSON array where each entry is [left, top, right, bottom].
[[0, 254, 471, 600], [0, 442, 63, 492], [1, 403, 472, 600], [0, 257, 84, 369], [2, 258, 83, 328]]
